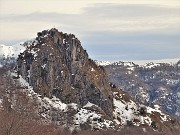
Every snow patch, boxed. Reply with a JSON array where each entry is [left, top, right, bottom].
[[74, 107, 114, 130], [42, 64, 46, 69], [0, 99, 3, 108], [91, 68, 95, 72], [113, 98, 137, 125], [96, 61, 112, 66], [0, 43, 26, 58], [143, 62, 160, 68], [84, 101, 97, 108], [140, 116, 152, 126]]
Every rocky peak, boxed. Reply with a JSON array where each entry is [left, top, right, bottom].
[[15, 29, 179, 133], [17, 28, 113, 117]]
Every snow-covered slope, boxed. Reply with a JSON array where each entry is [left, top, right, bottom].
[[0, 43, 26, 58], [8, 71, 172, 132], [0, 41, 35, 67]]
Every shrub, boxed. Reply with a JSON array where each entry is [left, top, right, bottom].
[[127, 120, 134, 127], [90, 84, 95, 89], [139, 106, 147, 115], [151, 121, 157, 129]]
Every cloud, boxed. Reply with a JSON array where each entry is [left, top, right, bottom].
[[83, 4, 180, 18], [1, 4, 179, 33], [0, 3, 179, 60], [1, 0, 179, 16]]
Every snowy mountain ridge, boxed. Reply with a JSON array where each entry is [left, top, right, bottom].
[[97, 59, 180, 67], [104, 59, 180, 119]]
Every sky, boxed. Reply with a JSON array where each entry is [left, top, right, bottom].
[[0, 0, 180, 61]]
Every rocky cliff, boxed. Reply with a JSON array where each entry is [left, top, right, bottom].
[[13, 28, 179, 133], [17, 28, 113, 117]]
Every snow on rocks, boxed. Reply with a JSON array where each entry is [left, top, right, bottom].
[[9, 70, 172, 131], [146, 105, 169, 122], [11, 71, 115, 130], [91, 68, 95, 72], [96, 61, 112, 66], [42, 64, 46, 69], [140, 116, 152, 126], [83, 101, 97, 108], [113, 91, 170, 127], [113, 97, 137, 125], [74, 102, 114, 130], [0, 99, 3, 108], [143, 62, 160, 69], [11, 72, 77, 115]]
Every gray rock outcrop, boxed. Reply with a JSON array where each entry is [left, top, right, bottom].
[[17, 28, 113, 117]]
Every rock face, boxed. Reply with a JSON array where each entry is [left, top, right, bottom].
[[15, 29, 179, 133], [17, 28, 113, 117]]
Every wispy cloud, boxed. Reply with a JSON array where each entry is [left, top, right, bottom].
[[1, 4, 179, 32], [0, 2, 179, 60]]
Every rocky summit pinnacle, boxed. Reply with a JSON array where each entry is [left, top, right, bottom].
[[17, 28, 113, 117]]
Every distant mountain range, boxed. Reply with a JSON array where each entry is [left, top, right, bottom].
[[100, 60, 180, 119], [97, 59, 180, 67]]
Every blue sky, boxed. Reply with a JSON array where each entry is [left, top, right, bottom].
[[0, 0, 180, 61]]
